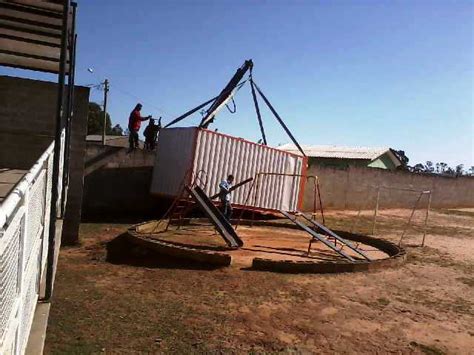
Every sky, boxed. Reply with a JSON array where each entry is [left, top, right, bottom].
[[1, 0, 473, 168]]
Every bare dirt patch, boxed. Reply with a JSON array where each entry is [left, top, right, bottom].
[[137, 222, 389, 267], [44, 210, 474, 354]]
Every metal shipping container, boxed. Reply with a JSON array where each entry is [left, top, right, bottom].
[[151, 127, 307, 212]]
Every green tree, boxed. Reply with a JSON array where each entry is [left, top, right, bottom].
[[455, 164, 464, 176], [445, 167, 455, 176], [394, 150, 409, 170], [411, 163, 425, 173], [424, 161, 434, 173], [110, 124, 124, 136], [438, 162, 448, 174], [87, 102, 112, 135]]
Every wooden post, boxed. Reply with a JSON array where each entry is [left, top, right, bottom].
[[250, 174, 260, 227], [351, 187, 371, 234], [312, 177, 317, 221], [102, 79, 109, 146], [351, 206, 363, 234], [399, 191, 423, 246], [421, 191, 432, 247], [371, 187, 380, 235], [316, 178, 325, 225]]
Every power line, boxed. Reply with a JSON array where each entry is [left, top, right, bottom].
[[112, 86, 175, 117], [80, 66, 176, 118]]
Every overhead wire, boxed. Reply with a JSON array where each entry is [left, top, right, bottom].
[[79, 66, 176, 118], [81, 64, 305, 155], [112, 86, 175, 117], [81, 65, 255, 129]]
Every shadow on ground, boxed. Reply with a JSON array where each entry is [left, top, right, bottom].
[[106, 233, 223, 270]]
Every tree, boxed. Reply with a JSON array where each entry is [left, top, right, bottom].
[[438, 162, 448, 174], [455, 164, 464, 176], [445, 167, 455, 176], [412, 163, 425, 173], [394, 150, 409, 170], [424, 161, 434, 173], [410, 161, 470, 176], [87, 102, 112, 135], [110, 124, 124, 136]]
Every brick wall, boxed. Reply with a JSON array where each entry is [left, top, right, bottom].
[[81, 144, 474, 218], [303, 164, 474, 210], [82, 144, 161, 220]]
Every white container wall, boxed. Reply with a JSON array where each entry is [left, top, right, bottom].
[[150, 127, 196, 198], [151, 127, 307, 211]]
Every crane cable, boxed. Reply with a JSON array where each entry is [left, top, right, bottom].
[[225, 97, 237, 113]]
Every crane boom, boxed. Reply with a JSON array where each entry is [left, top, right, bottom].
[[199, 59, 253, 128]]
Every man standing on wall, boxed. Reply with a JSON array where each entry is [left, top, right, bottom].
[[144, 117, 161, 150], [219, 174, 234, 221], [128, 103, 151, 151]]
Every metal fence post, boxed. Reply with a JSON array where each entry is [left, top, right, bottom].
[[399, 191, 424, 246], [45, 0, 70, 301], [421, 191, 432, 247], [371, 187, 381, 235]]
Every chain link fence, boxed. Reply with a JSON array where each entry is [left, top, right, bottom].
[[0, 129, 65, 354]]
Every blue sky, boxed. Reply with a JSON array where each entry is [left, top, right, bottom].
[[1, 0, 472, 168]]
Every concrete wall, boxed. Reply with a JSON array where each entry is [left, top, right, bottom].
[[81, 144, 474, 218], [82, 144, 162, 220], [62, 89, 90, 244], [0, 75, 90, 244], [303, 164, 474, 210]]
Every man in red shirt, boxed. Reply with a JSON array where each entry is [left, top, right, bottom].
[[128, 103, 151, 150]]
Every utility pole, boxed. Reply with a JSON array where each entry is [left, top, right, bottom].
[[102, 79, 109, 145]]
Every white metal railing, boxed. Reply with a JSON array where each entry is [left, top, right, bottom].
[[0, 129, 65, 354]]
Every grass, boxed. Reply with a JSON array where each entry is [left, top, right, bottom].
[[47, 227, 296, 353], [410, 341, 446, 355], [407, 246, 474, 274], [44, 210, 474, 354], [435, 208, 474, 218]]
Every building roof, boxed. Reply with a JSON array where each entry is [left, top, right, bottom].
[[278, 144, 401, 165]]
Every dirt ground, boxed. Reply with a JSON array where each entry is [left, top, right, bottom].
[[44, 209, 473, 354], [138, 222, 388, 265]]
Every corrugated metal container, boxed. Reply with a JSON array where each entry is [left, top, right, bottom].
[[151, 127, 307, 212]]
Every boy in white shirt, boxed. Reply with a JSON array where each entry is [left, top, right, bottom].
[[218, 174, 234, 221]]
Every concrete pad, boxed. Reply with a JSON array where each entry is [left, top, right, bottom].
[[0, 168, 27, 201], [26, 219, 63, 354], [25, 303, 51, 355]]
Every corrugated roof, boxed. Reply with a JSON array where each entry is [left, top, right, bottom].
[[278, 144, 393, 161]]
